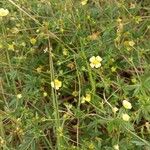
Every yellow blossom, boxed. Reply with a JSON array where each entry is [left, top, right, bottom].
[[81, 94, 91, 103], [63, 48, 68, 56], [122, 113, 130, 121], [111, 67, 116, 72], [131, 78, 137, 83], [51, 79, 62, 90], [113, 144, 119, 150], [0, 8, 9, 17], [128, 41, 135, 47], [88, 143, 95, 149], [72, 91, 78, 97], [43, 92, 48, 97], [124, 40, 135, 47], [17, 94, 22, 99], [30, 38, 36, 45], [122, 100, 132, 109], [89, 56, 102, 68], [36, 66, 43, 73], [8, 44, 14, 51], [112, 107, 119, 113], [81, 0, 88, 5]]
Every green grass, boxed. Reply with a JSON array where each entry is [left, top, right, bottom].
[[0, 0, 150, 149]]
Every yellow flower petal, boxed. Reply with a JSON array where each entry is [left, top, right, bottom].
[[96, 56, 102, 62], [89, 56, 96, 62], [95, 63, 101, 68]]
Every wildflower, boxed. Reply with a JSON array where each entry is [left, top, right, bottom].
[[63, 48, 68, 56], [113, 144, 119, 150], [0, 8, 9, 17], [72, 91, 78, 97], [51, 79, 62, 90], [8, 44, 14, 51], [111, 67, 117, 72], [88, 143, 95, 149], [112, 107, 119, 113], [30, 38, 36, 45], [81, 94, 91, 103], [124, 40, 135, 50], [36, 66, 43, 73], [43, 92, 48, 97], [122, 100, 132, 109], [89, 56, 102, 68], [131, 78, 137, 83], [128, 41, 135, 47], [122, 113, 130, 121], [81, 0, 88, 5], [17, 94, 22, 99]]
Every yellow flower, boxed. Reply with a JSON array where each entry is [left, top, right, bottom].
[[81, 94, 91, 103], [131, 78, 137, 83], [8, 44, 14, 51], [36, 66, 43, 73], [122, 100, 132, 109], [122, 113, 130, 121], [113, 144, 119, 150], [72, 91, 78, 97], [17, 94, 22, 99], [30, 38, 36, 45], [43, 92, 48, 97], [88, 143, 95, 149], [89, 56, 102, 68], [51, 79, 62, 90], [81, 0, 88, 5], [111, 67, 116, 72], [112, 107, 119, 113], [124, 40, 135, 47], [0, 8, 9, 17], [63, 48, 68, 56], [128, 41, 135, 47]]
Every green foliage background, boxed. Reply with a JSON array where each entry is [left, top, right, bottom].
[[0, 0, 150, 149]]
